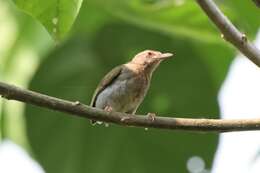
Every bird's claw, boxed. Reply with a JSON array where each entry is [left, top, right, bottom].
[[147, 112, 156, 122], [104, 106, 113, 112], [92, 106, 113, 126], [95, 106, 113, 126]]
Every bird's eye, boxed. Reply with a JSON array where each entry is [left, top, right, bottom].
[[148, 52, 153, 56]]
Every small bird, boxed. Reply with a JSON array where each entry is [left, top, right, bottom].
[[90, 50, 173, 124]]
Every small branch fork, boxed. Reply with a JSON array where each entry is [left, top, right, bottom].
[[1, 82, 260, 133], [196, 0, 260, 67]]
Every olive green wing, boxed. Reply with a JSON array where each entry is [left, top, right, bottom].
[[90, 65, 123, 107]]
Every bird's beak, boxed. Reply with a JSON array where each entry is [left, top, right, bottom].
[[154, 52, 173, 60]]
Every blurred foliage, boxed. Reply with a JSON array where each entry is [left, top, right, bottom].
[[223, 0, 260, 38], [13, 0, 83, 41], [0, 0, 53, 147], [26, 24, 220, 173], [0, 0, 259, 172]]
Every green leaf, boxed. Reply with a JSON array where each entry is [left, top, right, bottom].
[[72, 0, 110, 36], [0, 0, 53, 146], [12, 0, 83, 41], [224, 0, 260, 38], [90, 0, 232, 43], [25, 23, 222, 173]]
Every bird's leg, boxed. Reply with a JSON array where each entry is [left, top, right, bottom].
[[104, 105, 113, 112], [91, 105, 113, 125], [104, 105, 113, 127], [147, 112, 156, 122]]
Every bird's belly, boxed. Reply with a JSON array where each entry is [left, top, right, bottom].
[[95, 78, 146, 113]]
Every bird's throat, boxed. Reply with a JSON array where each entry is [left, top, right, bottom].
[[124, 62, 145, 74]]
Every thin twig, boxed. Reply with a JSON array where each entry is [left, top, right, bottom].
[[0, 81, 260, 132], [196, 0, 260, 67]]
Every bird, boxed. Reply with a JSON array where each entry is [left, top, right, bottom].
[[90, 50, 173, 125]]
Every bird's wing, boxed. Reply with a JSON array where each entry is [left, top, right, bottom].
[[90, 65, 123, 107]]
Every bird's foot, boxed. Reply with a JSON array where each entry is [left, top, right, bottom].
[[147, 112, 156, 122], [91, 106, 113, 126], [104, 105, 113, 112], [90, 120, 100, 126], [103, 106, 113, 127]]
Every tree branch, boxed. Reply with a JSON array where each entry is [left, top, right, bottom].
[[252, 0, 260, 8], [0, 81, 260, 133], [196, 0, 260, 67]]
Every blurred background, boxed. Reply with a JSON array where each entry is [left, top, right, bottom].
[[0, 0, 259, 172]]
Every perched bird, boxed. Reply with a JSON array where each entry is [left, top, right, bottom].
[[90, 50, 173, 124]]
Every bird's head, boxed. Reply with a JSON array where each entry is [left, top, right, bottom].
[[131, 50, 173, 74]]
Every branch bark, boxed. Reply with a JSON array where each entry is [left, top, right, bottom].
[[196, 0, 260, 67], [0, 81, 260, 133]]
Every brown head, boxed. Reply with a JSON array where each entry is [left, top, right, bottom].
[[130, 50, 173, 75]]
